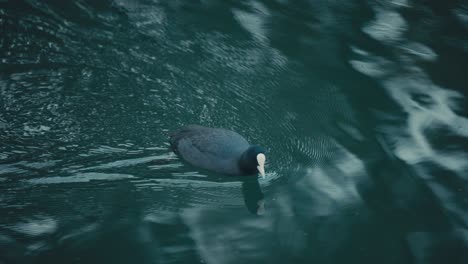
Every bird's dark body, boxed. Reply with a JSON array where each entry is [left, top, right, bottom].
[[169, 125, 256, 175]]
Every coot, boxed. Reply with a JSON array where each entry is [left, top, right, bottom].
[[169, 125, 266, 178]]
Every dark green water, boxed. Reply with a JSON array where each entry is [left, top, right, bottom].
[[1, 0, 468, 263]]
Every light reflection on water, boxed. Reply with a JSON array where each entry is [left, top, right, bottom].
[[350, 2, 468, 262], [1, 0, 467, 263]]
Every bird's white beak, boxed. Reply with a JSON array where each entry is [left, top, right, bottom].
[[256, 153, 266, 179]]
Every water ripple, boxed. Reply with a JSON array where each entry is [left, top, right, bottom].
[[25, 172, 136, 184], [1, 0, 467, 262], [351, 1, 468, 258]]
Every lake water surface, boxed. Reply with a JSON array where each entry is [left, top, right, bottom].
[[1, 1, 468, 263]]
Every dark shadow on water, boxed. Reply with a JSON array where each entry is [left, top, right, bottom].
[[241, 177, 265, 215], [150, 156, 265, 215], [198, 172, 266, 216]]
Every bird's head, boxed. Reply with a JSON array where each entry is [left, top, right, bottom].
[[241, 145, 266, 178]]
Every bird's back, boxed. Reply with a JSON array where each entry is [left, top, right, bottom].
[[169, 125, 250, 175]]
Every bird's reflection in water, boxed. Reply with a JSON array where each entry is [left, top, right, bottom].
[[241, 178, 265, 215]]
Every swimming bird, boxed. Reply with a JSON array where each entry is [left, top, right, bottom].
[[169, 125, 266, 178]]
